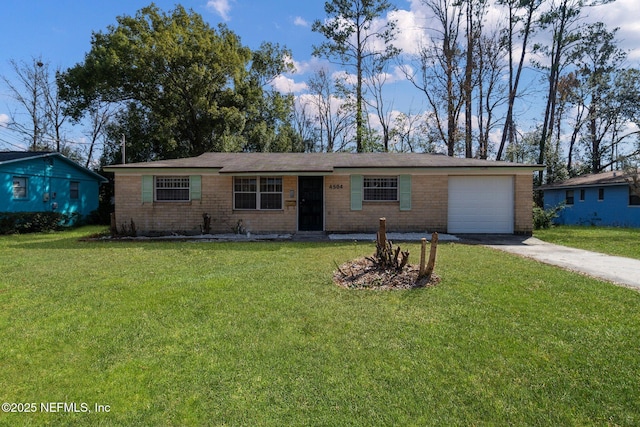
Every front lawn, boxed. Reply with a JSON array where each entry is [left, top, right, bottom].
[[535, 225, 640, 259], [1, 227, 639, 426]]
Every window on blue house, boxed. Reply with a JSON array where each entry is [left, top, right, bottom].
[[565, 190, 574, 205], [70, 181, 79, 200], [630, 187, 640, 206], [13, 177, 27, 199], [579, 189, 585, 201], [598, 188, 605, 201]]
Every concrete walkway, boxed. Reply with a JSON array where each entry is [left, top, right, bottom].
[[478, 236, 640, 290]]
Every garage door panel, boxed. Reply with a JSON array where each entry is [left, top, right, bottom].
[[448, 176, 514, 233]]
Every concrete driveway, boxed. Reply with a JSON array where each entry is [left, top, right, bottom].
[[465, 235, 640, 290]]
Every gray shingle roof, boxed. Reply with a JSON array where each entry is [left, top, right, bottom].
[[105, 152, 541, 173], [538, 169, 639, 190]]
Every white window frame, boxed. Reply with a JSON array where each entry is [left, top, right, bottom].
[[155, 176, 190, 202], [13, 176, 27, 199], [363, 176, 398, 202], [233, 176, 283, 210]]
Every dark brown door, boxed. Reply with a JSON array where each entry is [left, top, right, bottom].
[[298, 176, 323, 231]]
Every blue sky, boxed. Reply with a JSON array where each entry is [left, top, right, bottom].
[[1, 0, 639, 154]]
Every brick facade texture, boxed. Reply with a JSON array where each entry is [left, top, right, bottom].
[[114, 173, 534, 235]]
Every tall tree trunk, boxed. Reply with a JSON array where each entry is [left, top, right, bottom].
[[497, 0, 537, 161], [464, 0, 473, 158]]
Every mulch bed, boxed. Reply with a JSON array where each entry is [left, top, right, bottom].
[[333, 257, 441, 290]]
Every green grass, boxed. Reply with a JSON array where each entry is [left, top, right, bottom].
[[535, 225, 640, 259], [1, 227, 640, 426]]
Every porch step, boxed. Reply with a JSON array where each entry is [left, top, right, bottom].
[[292, 231, 329, 242]]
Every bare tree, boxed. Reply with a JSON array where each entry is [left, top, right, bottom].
[[2, 57, 48, 150], [83, 102, 114, 167], [476, 30, 508, 159], [291, 99, 319, 152], [362, 56, 395, 151], [495, 0, 542, 160], [405, 0, 465, 157], [306, 68, 355, 152]]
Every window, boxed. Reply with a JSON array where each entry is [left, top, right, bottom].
[[260, 177, 283, 209], [234, 177, 257, 209], [579, 189, 585, 201], [565, 190, 574, 205], [13, 177, 27, 199], [233, 176, 282, 210], [155, 176, 190, 201], [70, 181, 79, 200], [598, 188, 605, 201], [630, 187, 640, 206], [363, 176, 398, 201]]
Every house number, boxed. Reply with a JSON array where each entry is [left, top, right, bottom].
[[329, 184, 343, 189]]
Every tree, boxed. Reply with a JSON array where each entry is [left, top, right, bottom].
[[362, 54, 394, 151], [304, 68, 355, 152], [290, 98, 319, 152], [405, 0, 464, 157], [534, 0, 613, 183], [462, 0, 490, 158], [475, 29, 508, 159], [59, 5, 293, 162], [495, 0, 542, 160], [312, 0, 399, 152], [2, 57, 50, 151], [572, 24, 638, 173]]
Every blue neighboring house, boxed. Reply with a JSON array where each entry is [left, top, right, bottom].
[[0, 151, 107, 223], [540, 169, 640, 227]]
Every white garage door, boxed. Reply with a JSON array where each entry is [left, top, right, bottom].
[[448, 176, 514, 233]]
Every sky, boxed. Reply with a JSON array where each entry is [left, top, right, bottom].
[[1, 0, 639, 153]]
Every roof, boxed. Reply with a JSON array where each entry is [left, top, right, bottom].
[[0, 151, 108, 183], [539, 169, 639, 191], [0, 151, 55, 163], [104, 152, 543, 174]]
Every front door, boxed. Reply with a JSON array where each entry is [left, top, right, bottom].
[[298, 176, 324, 231]]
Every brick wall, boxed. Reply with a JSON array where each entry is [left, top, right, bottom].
[[114, 172, 534, 235], [114, 174, 297, 235], [325, 174, 448, 233], [514, 174, 534, 234]]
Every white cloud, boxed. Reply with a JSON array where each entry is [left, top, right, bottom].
[[0, 113, 9, 128], [387, 9, 427, 56], [332, 70, 357, 86], [206, 0, 233, 21], [294, 16, 309, 27], [271, 75, 308, 94]]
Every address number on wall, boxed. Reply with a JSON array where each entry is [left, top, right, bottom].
[[328, 184, 344, 189]]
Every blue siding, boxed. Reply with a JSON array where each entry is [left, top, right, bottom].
[[544, 185, 640, 227], [0, 155, 103, 223]]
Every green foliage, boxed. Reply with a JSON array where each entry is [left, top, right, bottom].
[[533, 202, 564, 230], [58, 5, 295, 162], [0, 212, 70, 234]]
